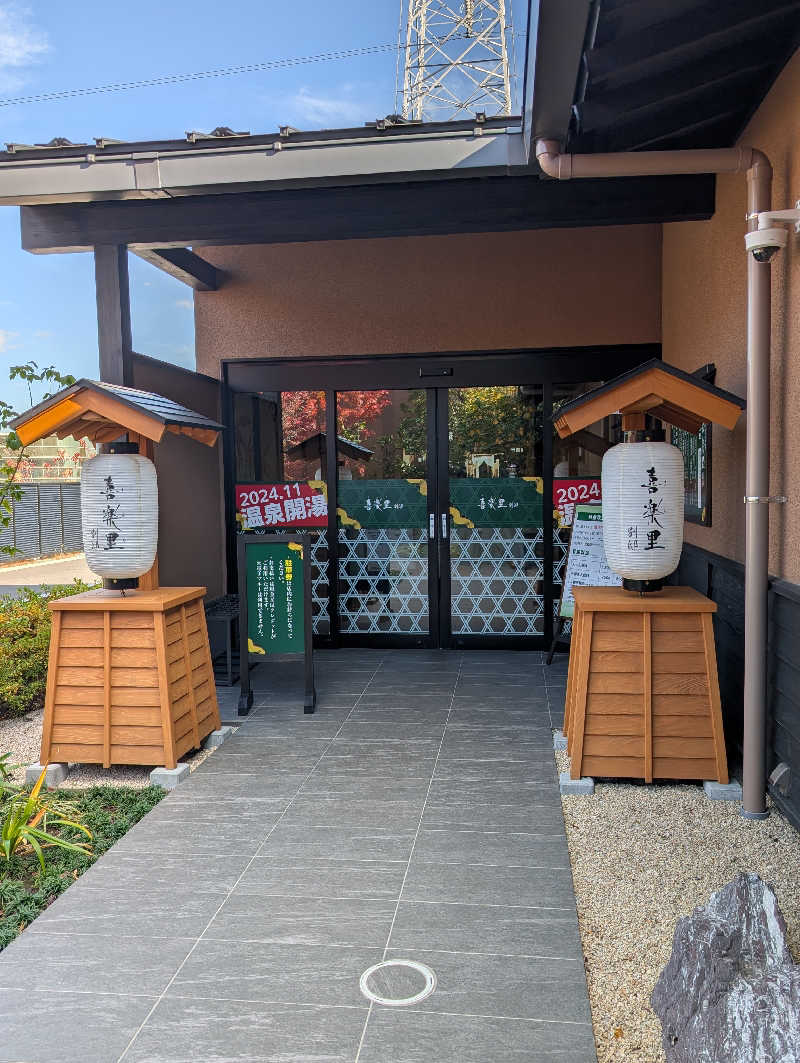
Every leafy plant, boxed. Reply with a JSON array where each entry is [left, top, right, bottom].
[[0, 361, 76, 559], [1, 769, 92, 874], [0, 579, 96, 719], [0, 784, 163, 949], [0, 754, 19, 800]]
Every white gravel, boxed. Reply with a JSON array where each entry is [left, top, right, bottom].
[[0, 707, 218, 788], [555, 748, 800, 1063]]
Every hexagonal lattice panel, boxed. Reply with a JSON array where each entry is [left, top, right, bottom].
[[552, 526, 572, 636], [310, 531, 330, 636], [338, 527, 429, 634], [450, 527, 544, 635]]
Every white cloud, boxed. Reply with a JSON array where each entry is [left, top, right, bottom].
[[175, 298, 193, 310], [0, 4, 49, 94], [284, 84, 371, 129], [0, 327, 18, 352]]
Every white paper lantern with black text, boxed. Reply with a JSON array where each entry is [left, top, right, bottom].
[[81, 445, 158, 588], [601, 441, 683, 587]]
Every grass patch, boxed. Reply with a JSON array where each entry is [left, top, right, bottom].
[[0, 784, 164, 950]]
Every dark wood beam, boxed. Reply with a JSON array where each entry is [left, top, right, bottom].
[[94, 244, 132, 386], [21, 174, 716, 254], [130, 247, 221, 291]]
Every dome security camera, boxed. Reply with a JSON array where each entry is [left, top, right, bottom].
[[745, 227, 788, 262]]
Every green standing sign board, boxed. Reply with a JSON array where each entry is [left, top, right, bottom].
[[238, 534, 315, 715], [246, 540, 305, 655]]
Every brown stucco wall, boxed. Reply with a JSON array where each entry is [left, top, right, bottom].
[[663, 51, 800, 582], [194, 225, 661, 373], [130, 353, 225, 599]]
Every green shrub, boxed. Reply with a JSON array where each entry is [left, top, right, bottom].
[[0, 580, 96, 720], [0, 783, 163, 949]]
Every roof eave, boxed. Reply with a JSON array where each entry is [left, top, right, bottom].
[[0, 122, 527, 207]]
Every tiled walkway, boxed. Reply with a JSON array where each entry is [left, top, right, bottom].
[[0, 650, 596, 1063]]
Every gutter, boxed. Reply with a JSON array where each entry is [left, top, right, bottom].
[[0, 123, 526, 206], [536, 138, 773, 820]]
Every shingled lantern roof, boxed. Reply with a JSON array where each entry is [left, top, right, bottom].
[[554, 359, 746, 438], [10, 379, 223, 447]]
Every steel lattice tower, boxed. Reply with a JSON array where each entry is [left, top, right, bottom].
[[398, 0, 512, 122]]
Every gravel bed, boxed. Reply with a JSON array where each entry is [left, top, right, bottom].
[[1, 707, 218, 788], [555, 748, 800, 1063]]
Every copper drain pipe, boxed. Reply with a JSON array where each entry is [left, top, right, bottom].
[[536, 139, 773, 819]]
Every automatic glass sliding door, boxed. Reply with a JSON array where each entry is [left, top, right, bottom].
[[441, 385, 547, 643], [335, 389, 436, 642]]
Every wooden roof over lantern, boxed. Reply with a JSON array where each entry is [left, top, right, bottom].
[[10, 379, 223, 447], [554, 360, 745, 438]]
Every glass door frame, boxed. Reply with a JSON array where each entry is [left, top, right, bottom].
[[223, 345, 659, 649]]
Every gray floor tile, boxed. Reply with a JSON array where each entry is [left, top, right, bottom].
[[0, 931, 194, 996], [432, 757, 558, 783], [325, 738, 441, 757], [195, 751, 323, 774], [280, 795, 425, 831], [25, 884, 222, 940], [438, 733, 556, 757], [335, 721, 446, 741], [124, 998, 367, 1063], [234, 856, 407, 900], [299, 773, 431, 801], [217, 735, 334, 755], [389, 900, 583, 959], [358, 1009, 597, 1063], [402, 861, 577, 909], [258, 822, 416, 863], [168, 939, 379, 1007], [422, 799, 566, 834], [206, 893, 396, 947], [385, 947, 592, 1023], [313, 752, 436, 777], [412, 828, 570, 868], [426, 779, 562, 809], [79, 851, 251, 894], [111, 813, 282, 855], [165, 770, 308, 801], [0, 987, 159, 1063]]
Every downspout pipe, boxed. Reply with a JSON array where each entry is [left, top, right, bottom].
[[536, 139, 773, 819]]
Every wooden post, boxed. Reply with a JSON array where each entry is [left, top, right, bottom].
[[643, 612, 653, 783], [94, 244, 132, 387]]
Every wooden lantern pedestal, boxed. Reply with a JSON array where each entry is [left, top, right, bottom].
[[42, 587, 221, 770], [564, 586, 728, 784]]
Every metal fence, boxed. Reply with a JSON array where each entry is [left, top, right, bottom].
[[0, 483, 83, 559]]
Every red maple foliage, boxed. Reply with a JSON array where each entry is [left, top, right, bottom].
[[281, 390, 391, 479]]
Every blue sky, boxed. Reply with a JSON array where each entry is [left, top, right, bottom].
[[0, 1, 525, 412]]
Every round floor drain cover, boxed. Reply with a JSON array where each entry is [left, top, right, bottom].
[[359, 959, 436, 1007]]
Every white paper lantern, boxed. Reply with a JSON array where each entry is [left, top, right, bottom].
[[602, 441, 684, 585], [81, 448, 158, 585]]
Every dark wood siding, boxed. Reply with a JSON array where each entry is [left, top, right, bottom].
[[674, 543, 800, 831]]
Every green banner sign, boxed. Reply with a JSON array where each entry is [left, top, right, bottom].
[[450, 477, 543, 528], [337, 479, 428, 528], [336, 477, 543, 529], [245, 540, 305, 656]]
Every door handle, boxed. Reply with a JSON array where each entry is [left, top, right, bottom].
[[429, 513, 435, 539], [441, 512, 448, 540]]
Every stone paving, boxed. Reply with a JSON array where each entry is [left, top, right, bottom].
[[0, 648, 595, 1063]]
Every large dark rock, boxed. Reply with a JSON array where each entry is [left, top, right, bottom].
[[651, 872, 800, 1063]]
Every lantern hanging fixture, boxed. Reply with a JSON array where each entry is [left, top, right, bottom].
[[81, 441, 158, 590], [601, 429, 684, 592]]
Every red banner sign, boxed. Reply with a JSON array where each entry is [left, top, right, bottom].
[[236, 482, 328, 529], [553, 478, 601, 526]]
